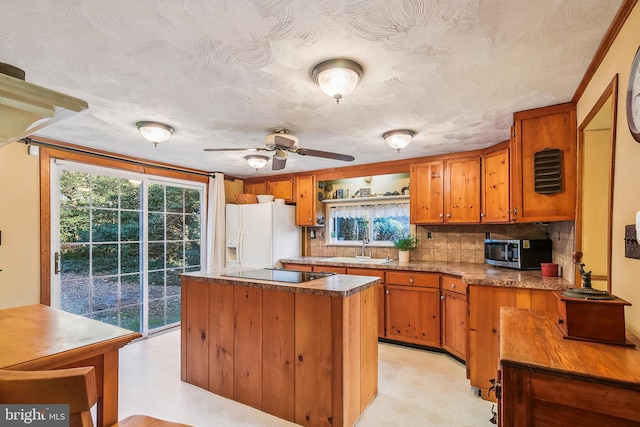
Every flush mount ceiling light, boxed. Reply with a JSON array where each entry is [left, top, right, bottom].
[[245, 154, 269, 170], [383, 129, 415, 153], [0, 63, 88, 147], [311, 58, 364, 104], [136, 121, 174, 147]]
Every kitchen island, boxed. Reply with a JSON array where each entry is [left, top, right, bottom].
[[180, 268, 379, 427], [280, 256, 572, 401]]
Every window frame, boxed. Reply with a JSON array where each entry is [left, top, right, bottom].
[[323, 196, 412, 247]]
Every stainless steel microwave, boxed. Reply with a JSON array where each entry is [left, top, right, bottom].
[[484, 239, 552, 269]]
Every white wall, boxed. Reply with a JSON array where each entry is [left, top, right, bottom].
[[0, 143, 41, 307], [576, 3, 640, 334]]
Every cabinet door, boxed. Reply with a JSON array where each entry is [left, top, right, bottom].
[[513, 103, 576, 222], [441, 290, 467, 361], [482, 145, 511, 223], [385, 284, 440, 347], [410, 160, 444, 224], [244, 180, 268, 195], [268, 178, 294, 202], [295, 175, 315, 226], [444, 156, 481, 223]]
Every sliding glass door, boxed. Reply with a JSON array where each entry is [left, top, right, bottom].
[[50, 161, 205, 335]]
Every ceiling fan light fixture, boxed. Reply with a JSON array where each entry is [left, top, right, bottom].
[[383, 129, 415, 153], [245, 154, 269, 170], [136, 121, 174, 147], [311, 59, 363, 103]]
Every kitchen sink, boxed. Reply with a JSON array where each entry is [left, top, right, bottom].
[[323, 256, 392, 265]]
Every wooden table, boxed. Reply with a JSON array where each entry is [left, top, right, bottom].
[[0, 304, 141, 427], [499, 307, 640, 426]]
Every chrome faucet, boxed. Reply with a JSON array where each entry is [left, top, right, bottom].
[[357, 235, 371, 258]]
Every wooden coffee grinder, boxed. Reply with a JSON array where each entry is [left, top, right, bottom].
[[554, 251, 634, 347]]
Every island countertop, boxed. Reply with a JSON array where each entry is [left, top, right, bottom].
[[181, 266, 380, 297], [279, 256, 571, 291]]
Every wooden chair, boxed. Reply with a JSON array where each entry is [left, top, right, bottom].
[[0, 367, 191, 427]]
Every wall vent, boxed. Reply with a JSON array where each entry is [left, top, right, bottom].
[[534, 148, 562, 194]]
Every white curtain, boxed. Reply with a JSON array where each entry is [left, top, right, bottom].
[[206, 173, 226, 270], [329, 202, 409, 219]]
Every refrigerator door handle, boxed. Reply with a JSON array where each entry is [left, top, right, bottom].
[[237, 232, 243, 265]]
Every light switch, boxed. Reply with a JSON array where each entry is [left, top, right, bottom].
[[624, 225, 640, 259]]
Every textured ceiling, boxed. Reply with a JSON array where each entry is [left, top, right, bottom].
[[0, 0, 623, 179]]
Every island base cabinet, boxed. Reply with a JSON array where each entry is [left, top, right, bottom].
[[467, 285, 557, 401], [181, 276, 378, 427]]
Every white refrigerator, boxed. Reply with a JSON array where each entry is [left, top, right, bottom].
[[225, 203, 302, 268]]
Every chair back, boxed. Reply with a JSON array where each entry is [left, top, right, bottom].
[[0, 366, 98, 427]]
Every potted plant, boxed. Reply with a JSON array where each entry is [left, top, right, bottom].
[[393, 235, 418, 263]]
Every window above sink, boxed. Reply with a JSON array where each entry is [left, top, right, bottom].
[[323, 196, 412, 248]]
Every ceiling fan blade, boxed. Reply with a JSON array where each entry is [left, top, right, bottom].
[[272, 154, 287, 170], [203, 147, 266, 152], [274, 135, 297, 149], [296, 148, 354, 162]]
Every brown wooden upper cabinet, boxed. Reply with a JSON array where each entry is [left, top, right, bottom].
[[481, 142, 512, 223], [411, 156, 481, 224], [267, 177, 295, 202], [511, 102, 577, 222], [295, 175, 315, 226], [243, 180, 268, 196]]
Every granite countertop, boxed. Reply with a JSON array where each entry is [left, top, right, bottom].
[[181, 266, 379, 297], [279, 257, 571, 291]]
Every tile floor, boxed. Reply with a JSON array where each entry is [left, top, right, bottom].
[[119, 330, 496, 426]]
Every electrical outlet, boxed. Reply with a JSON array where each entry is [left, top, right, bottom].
[[624, 225, 640, 259], [485, 231, 491, 240], [427, 231, 432, 239]]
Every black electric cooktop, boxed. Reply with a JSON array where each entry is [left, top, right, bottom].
[[222, 268, 333, 284]]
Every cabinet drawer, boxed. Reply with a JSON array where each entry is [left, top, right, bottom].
[[441, 275, 466, 295], [283, 263, 313, 272], [313, 265, 347, 274], [385, 271, 439, 288], [347, 268, 385, 283]]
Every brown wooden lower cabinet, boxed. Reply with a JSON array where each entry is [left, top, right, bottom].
[[499, 307, 640, 426], [467, 285, 556, 401], [181, 275, 378, 427]]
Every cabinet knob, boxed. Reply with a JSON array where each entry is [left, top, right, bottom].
[[385, 289, 389, 294], [446, 213, 451, 218], [409, 277, 414, 283], [450, 283, 456, 288], [439, 213, 444, 218], [480, 213, 485, 218]]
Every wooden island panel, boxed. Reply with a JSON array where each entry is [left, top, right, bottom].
[[208, 282, 235, 399], [181, 272, 378, 427], [234, 286, 263, 409], [262, 290, 295, 420]]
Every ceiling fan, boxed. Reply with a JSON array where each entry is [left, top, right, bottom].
[[203, 130, 355, 170]]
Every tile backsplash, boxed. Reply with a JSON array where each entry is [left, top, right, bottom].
[[307, 221, 576, 284]]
